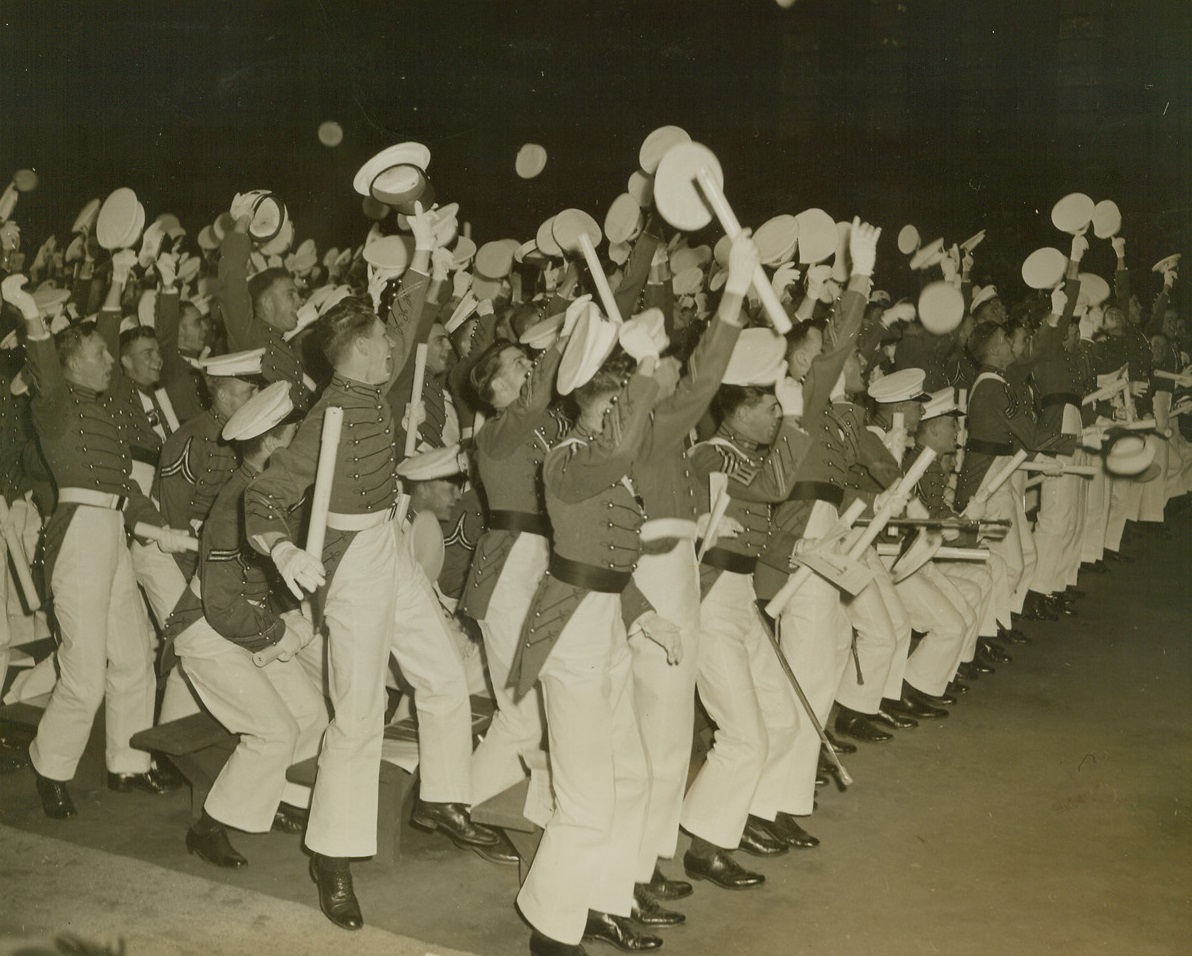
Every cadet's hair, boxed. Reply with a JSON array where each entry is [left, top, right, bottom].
[[971, 294, 1002, 323], [787, 318, 824, 354], [54, 322, 100, 368], [314, 296, 378, 366], [247, 267, 291, 314], [717, 383, 772, 419], [235, 409, 303, 460], [118, 325, 157, 357], [574, 354, 634, 411], [469, 341, 524, 407], [966, 321, 1004, 365]]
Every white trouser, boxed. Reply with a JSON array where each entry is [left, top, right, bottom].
[[939, 559, 998, 662], [1105, 475, 1143, 552], [517, 592, 648, 945], [979, 461, 1034, 611], [1081, 456, 1111, 563], [898, 562, 972, 697], [470, 533, 549, 807], [175, 616, 327, 831], [629, 541, 700, 876], [1138, 434, 1167, 523], [682, 568, 801, 847], [1032, 454, 1085, 595], [775, 500, 853, 817], [387, 522, 473, 804], [839, 548, 911, 710], [30, 507, 155, 779], [130, 538, 188, 630]]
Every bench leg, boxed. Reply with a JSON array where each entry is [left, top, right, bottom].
[[170, 742, 236, 822], [374, 765, 414, 866]]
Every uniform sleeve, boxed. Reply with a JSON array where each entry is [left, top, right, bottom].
[[243, 406, 323, 551], [612, 222, 662, 320], [545, 374, 660, 504], [803, 284, 867, 422], [475, 345, 564, 460], [23, 333, 68, 440], [384, 269, 431, 392], [217, 232, 260, 351]]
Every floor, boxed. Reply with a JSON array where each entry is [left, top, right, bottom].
[[2, 516, 1190, 956]]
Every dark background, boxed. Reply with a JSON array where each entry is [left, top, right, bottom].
[[2, 0, 1189, 302]]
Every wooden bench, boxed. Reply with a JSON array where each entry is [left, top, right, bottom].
[[129, 712, 237, 820], [470, 777, 542, 883]]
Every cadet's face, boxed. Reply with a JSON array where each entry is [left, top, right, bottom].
[[425, 323, 453, 376], [70, 332, 115, 391], [121, 336, 163, 386], [491, 347, 532, 407], [985, 329, 1014, 369], [919, 416, 958, 454], [787, 327, 823, 381], [178, 308, 209, 353], [264, 277, 302, 331], [1009, 328, 1029, 361], [894, 399, 924, 432], [358, 318, 397, 384], [212, 378, 258, 419], [413, 479, 463, 521], [736, 394, 782, 444], [843, 349, 864, 394]]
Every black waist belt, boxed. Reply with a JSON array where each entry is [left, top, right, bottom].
[[788, 480, 844, 506], [700, 547, 758, 575], [549, 553, 632, 594], [488, 509, 551, 537], [129, 445, 159, 466], [965, 438, 1015, 457], [1040, 392, 1081, 410]]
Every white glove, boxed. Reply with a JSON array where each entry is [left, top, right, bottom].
[[1069, 235, 1089, 264], [874, 488, 909, 517], [407, 200, 436, 252], [961, 250, 974, 275], [1050, 285, 1068, 319], [905, 497, 930, 521], [882, 301, 916, 327], [1111, 236, 1126, 259], [1034, 454, 1064, 476], [770, 261, 800, 301], [271, 628, 303, 663], [696, 513, 743, 541], [1, 274, 40, 321], [941, 249, 959, 283], [155, 253, 177, 288], [775, 375, 804, 418], [155, 526, 198, 554], [1164, 269, 1177, 291], [961, 497, 988, 521], [271, 540, 326, 599], [1129, 380, 1149, 398], [402, 399, 427, 434], [805, 263, 831, 303], [452, 269, 473, 299], [111, 248, 137, 284], [632, 611, 683, 665], [725, 233, 760, 296], [848, 217, 881, 277], [431, 246, 453, 283], [280, 608, 316, 653]]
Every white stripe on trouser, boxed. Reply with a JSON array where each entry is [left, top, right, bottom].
[[838, 548, 911, 711], [304, 522, 397, 858], [629, 541, 700, 877], [1032, 455, 1085, 595], [517, 592, 648, 945], [388, 522, 473, 804], [130, 538, 188, 629], [470, 533, 549, 807], [681, 569, 801, 847], [898, 562, 971, 697], [30, 507, 155, 779], [175, 617, 328, 831], [773, 499, 852, 818]]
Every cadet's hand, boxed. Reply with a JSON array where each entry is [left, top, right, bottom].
[[1, 274, 40, 321], [770, 261, 801, 302], [874, 488, 909, 517], [273, 628, 303, 663], [402, 399, 427, 434], [155, 526, 199, 554], [280, 608, 315, 651], [1130, 379, 1149, 398], [1070, 235, 1089, 264], [961, 497, 988, 521], [848, 218, 881, 277], [804, 263, 831, 303], [111, 248, 137, 285], [725, 232, 760, 296], [271, 540, 326, 599], [961, 250, 974, 276], [1111, 236, 1126, 260], [1035, 454, 1064, 476], [1050, 286, 1068, 321], [452, 268, 473, 300], [652, 356, 681, 399], [155, 253, 177, 288], [408, 201, 436, 252], [882, 300, 916, 328], [1164, 268, 1177, 291], [633, 611, 683, 665], [430, 246, 454, 283]]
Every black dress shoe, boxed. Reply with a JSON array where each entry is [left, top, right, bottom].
[[107, 768, 181, 795], [471, 827, 521, 865], [912, 687, 957, 707], [824, 731, 857, 755], [968, 657, 996, 674], [770, 812, 819, 848], [872, 707, 918, 730], [34, 769, 76, 819], [683, 849, 765, 889], [946, 680, 970, 696], [411, 799, 500, 848], [271, 803, 307, 834], [644, 866, 692, 901], [1021, 593, 1058, 622], [835, 707, 894, 742], [998, 626, 1031, 645], [186, 823, 248, 868], [738, 816, 788, 857], [896, 685, 952, 716], [631, 885, 685, 926], [978, 641, 1012, 665], [530, 930, 589, 956], [583, 911, 662, 952], [310, 854, 363, 931], [0, 750, 30, 774], [1045, 594, 1077, 617], [955, 661, 981, 681]]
